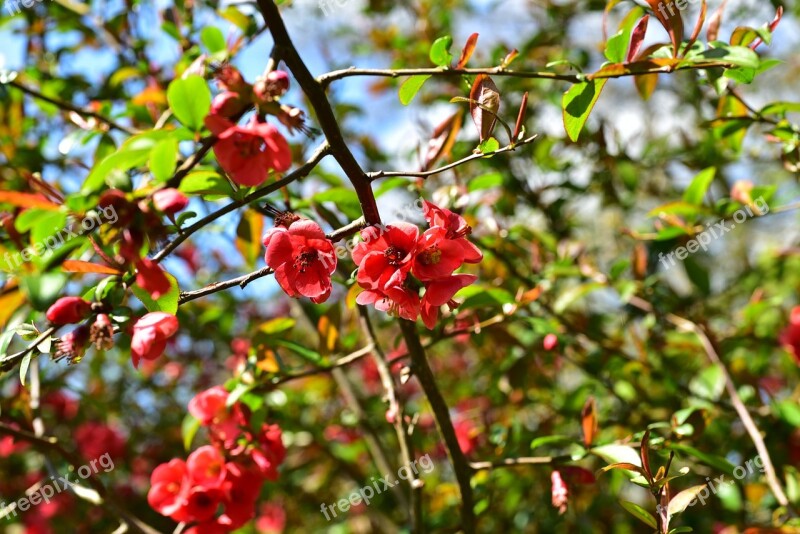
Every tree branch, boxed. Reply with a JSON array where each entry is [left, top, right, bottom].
[[398, 319, 475, 533], [255, 0, 381, 225]]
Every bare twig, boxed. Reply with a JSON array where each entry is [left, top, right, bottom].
[[368, 135, 538, 181]]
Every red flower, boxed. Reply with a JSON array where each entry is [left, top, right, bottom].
[[357, 283, 421, 322], [422, 201, 482, 263], [148, 459, 191, 521], [187, 446, 227, 489], [420, 274, 476, 330], [210, 91, 248, 119], [412, 226, 470, 281], [780, 306, 800, 364], [218, 462, 264, 529], [189, 386, 229, 426], [543, 333, 558, 351], [75, 422, 125, 461], [352, 222, 418, 291], [54, 325, 90, 363], [255, 502, 286, 534], [46, 297, 92, 325], [551, 470, 569, 515], [249, 424, 286, 480], [130, 312, 179, 368], [263, 219, 337, 304], [184, 486, 225, 523], [205, 115, 291, 187], [152, 188, 189, 215], [135, 258, 171, 300]]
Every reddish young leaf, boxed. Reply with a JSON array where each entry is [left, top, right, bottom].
[[469, 74, 500, 142], [0, 191, 60, 210], [581, 397, 598, 446], [706, 0, 729, 41], [62, 260, 123, 275], [559, 466, 596, 485], [634, 73, 659, 100], [501, 49, 519, 68], [750, 6, 784, 50], [640, 429, 653, 483], [627, 15, 650, 63], [684, 0, 707, 56], [456, 33, 479, 69], [512, 92, 529, 141], [644, 0, 684, 57], [422, 112, 463, 171]]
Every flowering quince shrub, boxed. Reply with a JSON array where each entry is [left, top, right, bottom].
[[3, 1, 800, 533]]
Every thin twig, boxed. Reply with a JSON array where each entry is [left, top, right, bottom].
[[367, 135, 538, 181], [359, 307, 422, 532], [0, 327, 56, 373], [8, 79, 136, 135], [317, 61, 739, 88], [470, 456, 554, 470]]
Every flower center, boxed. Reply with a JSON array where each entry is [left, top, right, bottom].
[[384, 246, 406, 266], [294, 250, 318, 273], [418, 247, 441, 266], [449, 225, 472, 240]]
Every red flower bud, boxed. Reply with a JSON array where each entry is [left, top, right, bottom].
[[54, 326, 90, 364], [152, 188, 189, 215], [46, 297, 92, 325], [209, 91, 248, 120], [543, 333, 558, 351], [131, 312, 179, 368], [254, 70, 290, 103]]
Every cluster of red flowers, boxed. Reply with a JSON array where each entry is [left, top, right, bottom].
[[354, 201, 482, 328], [148, 386, 286, 532], [205, 66, 297, 187]]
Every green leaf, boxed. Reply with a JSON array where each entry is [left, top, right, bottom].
[[605, 31, 629, 63], [181, 414, 201, 452], [399, 75, 431, 105], [562, 79, 608, 142], [478, 137, 500, 154], [619, 501, 657, 528], [273, 339, 323, 365], [591, 444, 642, 468], [697, 42, 760, 69], [259, 317, 296, 335], [149, 138, 179, 182], [179, 171, 233, 197], [201, 26, 227, 54], [668, 444, 736, 476], [668, 485, 708, 516], [429, 36, 453, 67], [131, 271, 180, 314], [20, 273, 67, 311], [530, 435, 575, 451], [689, 363, 725, 401], [683, 167, 716, 205], [19, 353, 31, 386], [82, 131, 170, 194], [468, 172, 504, 192], [553, 282, 604, 313], [167, 75, 212, 131]]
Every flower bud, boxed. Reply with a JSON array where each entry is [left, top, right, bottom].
[[55, 326, 90, 364], [209, 91, 249, 120], [152, 188, 189, 215], [46, 297, 92, 325]]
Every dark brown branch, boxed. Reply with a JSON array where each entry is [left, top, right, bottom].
[[255, 0, 381, 225], [398, 319, 475, 533], [8, 79, 136, 135]]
